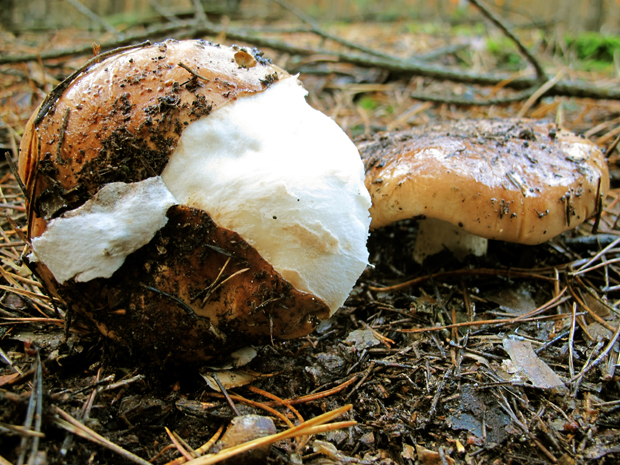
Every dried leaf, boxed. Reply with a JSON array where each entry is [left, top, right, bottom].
[[0, 372, 20, 387], [401, 443, 415, 460], [415, 445, 455, 465], [484, 283, 537, 315], [201, 370, 257, 391], [503, 338, 566, 390], [343, 328, 381, 350]]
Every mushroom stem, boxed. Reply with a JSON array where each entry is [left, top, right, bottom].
[[413, 218, 488, 264]]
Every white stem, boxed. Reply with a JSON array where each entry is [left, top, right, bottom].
[[413, 218, 488, 264]]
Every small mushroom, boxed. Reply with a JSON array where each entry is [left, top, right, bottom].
[[19, 40, 371, 362], [358, 118, 609, 263]]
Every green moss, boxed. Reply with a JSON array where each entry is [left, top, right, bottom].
[[358, 95, 380, 110], [566, 32, 620, 63], [486, 37, 523, 68]]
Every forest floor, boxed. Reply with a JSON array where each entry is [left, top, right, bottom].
[[1, 9, 620, 465]]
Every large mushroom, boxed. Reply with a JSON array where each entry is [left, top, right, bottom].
[[358, 118, 609, 263], [19, 40, 371, 363]]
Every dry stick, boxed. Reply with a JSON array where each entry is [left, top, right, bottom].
[[246, 385, 304, 424], [591, 177, 604, 235], [577, 277, 620, 318], [467, 0, 546, 81], [245, 385, 307, 447], [368, 267, 555, 293], [428, 366, 453, 420], [16, 353, 40, 465], [571, 256, 620, 276], [178, 62, 211, 82], [0, 346, 22, 375], [400, 291, 571, 334], [64, 0, 119, 35], [533, 439, 558, 463], [572, 323, 620, 383], [572, 236, 620, 273], [517, 69, 567, 117], [172, 432, 200, 460], [148, 0, 184, 26], [61, 368, 102, 456], [2, 22, 619, 101], [410, 86, 537, 106], [34, 40, 152, 125], [606, 134, 620, 158], [344, 362, 375, 401], [211, 373, 240, 417], [206, 391, 293, 427], [53, 407, 152, 465], [229, 374, 361, 407], [28, 352, 43, 465], [168, 424, 225, 465], [3, 150, 28, 203], [0, 269, 53, 320], [568, 303, 577, 382], [165, 428, 197, 461], [191, 0, 210, 25], [183, 405, 354, 465], [567, 285, 618, 333], [0, 285, 52, 301], [0, 318, 64, 328], [271, 0, 402, 62]]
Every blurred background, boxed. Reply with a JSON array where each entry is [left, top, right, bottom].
[[2, 0, 619, 34]]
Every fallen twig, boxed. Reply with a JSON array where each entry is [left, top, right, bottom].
[[183, 405, 355, 465], [467, 0, 546, 81], [368, 267, 556, 292], [2, 22, 619, 101], [53, 406, 152, 465]]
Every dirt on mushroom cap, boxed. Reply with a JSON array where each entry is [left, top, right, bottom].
[[358, 118, 609, 244], [19, 39, 286, 239]]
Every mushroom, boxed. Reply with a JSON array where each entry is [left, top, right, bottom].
[[358, 118, 609, 263], [19, 40, 371, 362]]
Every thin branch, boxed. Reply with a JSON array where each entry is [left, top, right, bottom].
[[606, 134, 620, 157], [410, 86, 537, 106], [2, 21, 619, 101], [35, 41, 152, 125], [53, 406, 152, 465], [64, 0, 119, 36], [148, 0, 184, 26], [467, 0, 546, 81], [399, 312, 574, 334], [572, 323, 620, 382], [368, 267, 556, 293], [271, 0, 402, 62], [192, 0, 210, 25], [517, 69, 566, 117]]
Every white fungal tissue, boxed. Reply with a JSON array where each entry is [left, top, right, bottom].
[[31, 177, 176, 283], [32, 77, 371, 313], [162, 77, 371, 312]]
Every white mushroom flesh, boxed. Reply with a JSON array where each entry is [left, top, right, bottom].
[[162, 77, 372, 312], [31, 176, 176, 283]]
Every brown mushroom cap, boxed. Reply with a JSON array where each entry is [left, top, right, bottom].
[[19, 40, 359, 363], [20, 39, 287, 239], [358, 118, 609, 244]]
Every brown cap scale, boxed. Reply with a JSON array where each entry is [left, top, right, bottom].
[[19, 40, 371, 363], [358, 118, 609, 261]]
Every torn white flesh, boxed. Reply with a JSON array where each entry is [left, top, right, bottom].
[[31, 177, 176, 283], [162, 77, 371, 313], [413, 218, 488, 264], [31, 77, 370, 312]]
